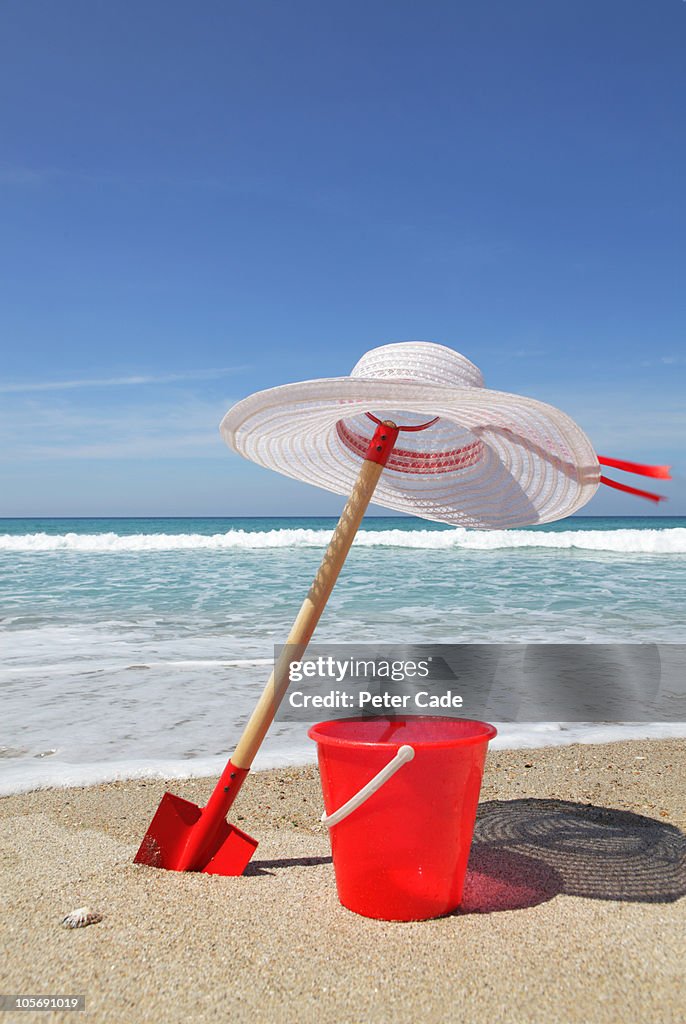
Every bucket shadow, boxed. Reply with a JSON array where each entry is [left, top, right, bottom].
[[460, 846, 563, 914], [459, 799, 686, 915]]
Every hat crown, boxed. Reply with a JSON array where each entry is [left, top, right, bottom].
[[350, 341, 484, 389]]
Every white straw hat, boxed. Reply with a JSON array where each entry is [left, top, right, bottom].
[[220, 341, 600, 528]]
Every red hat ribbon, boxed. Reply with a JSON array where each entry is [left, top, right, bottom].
[[597, 456, 672, 503]]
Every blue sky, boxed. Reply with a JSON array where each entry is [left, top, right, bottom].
[[1, 0, 684, 517]]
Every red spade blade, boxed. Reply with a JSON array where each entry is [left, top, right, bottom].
[[133, 791, 258, 875]]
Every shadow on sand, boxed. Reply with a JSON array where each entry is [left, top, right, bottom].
[[243, 854, 332, 876], [240, 799, 686, 916], [460, 799, 686, 914]]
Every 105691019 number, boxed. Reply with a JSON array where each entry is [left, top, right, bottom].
[[0, 995, 85, 1011]]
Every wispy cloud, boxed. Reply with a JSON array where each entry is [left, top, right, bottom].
[[0, 163, 47, 186], [0, 367, 247, 394], [539, 386, 685, 456], [639, 355, 686, 368], [11, 433, 229, 460], [0, 160, 346, 211], [0, 393, 237, 461], [418, 236, 514, 268]]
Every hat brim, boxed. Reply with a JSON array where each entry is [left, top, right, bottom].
[[219, 377, 599, 528]]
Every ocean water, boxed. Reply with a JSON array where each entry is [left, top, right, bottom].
[[1, 515, 685, 794]]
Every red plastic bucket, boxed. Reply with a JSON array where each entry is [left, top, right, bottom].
[[308, 716, 497, 921]]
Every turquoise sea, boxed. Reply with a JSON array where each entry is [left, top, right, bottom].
[[1, 515, 685, 793]]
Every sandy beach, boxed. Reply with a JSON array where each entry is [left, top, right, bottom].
[[1, 738, 684, 1024]]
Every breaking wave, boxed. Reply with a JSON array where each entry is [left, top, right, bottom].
[[1, 527, 685, 554]]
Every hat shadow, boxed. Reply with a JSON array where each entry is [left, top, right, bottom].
[[459, 798, 686, 915]]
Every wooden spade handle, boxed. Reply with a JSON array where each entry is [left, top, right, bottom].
[[232, 423, 398, 770]]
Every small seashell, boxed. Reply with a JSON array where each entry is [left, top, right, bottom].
[[60, 906, 103, 929]]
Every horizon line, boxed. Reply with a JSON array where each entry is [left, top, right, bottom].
[[0, 514, 682, 521]]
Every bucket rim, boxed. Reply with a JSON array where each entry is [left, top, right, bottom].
[[308, 715, 497, 749]]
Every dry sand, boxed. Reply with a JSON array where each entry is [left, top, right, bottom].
[[1, 739, 685, 1024]]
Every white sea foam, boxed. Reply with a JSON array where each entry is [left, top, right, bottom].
[[0, 658, 273, 678], [1, 724, 685, 796], [2, 527, 685, 554]]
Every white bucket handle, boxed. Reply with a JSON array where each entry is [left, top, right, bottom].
[[320, 744, 415, 828]]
